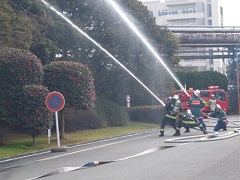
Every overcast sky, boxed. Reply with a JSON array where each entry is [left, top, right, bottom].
[[221, 0, 240, 26]]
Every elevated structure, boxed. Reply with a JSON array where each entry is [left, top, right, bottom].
[[168, 26, 240, 114], [139, 0, 224, 72]]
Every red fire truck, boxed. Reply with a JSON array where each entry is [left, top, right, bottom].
[[173, 86, 229, 113]]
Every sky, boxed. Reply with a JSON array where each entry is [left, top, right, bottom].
[[220, 0, 240, 26]]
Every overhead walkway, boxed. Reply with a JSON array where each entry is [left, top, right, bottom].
[[166, 25, 240, 59]]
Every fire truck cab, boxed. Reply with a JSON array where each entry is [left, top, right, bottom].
[[173, 86, 229, 113]]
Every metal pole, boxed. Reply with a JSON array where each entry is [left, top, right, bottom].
[[236, 47, 240, 115], [55, 111, 60, 147]]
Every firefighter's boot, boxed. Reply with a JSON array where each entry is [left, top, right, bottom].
[[223, 127, 227, 131], [173, 130, 181, 136], [184, 127, 190, 133], [200, 127, 208, 134], [203, 130, 208, 134], [159, 131, 164, 137]]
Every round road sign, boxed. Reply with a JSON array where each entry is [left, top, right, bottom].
[[45, 91, 65, 112]]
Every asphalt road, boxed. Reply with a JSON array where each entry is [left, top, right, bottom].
[[1, 115, 240, 180]]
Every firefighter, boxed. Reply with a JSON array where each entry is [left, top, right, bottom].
[[209, 104, 228, 131], [188, 89, 207, 130], [159, 95, 182, 137], [177, 109, 208, 134]]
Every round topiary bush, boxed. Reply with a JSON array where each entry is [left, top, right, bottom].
[[18, 85, 54, 143], [44, 61, 95, 110], [0, 48, 44, 126], [0, 47, 43, 87]]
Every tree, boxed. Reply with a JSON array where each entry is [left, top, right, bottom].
[[8, 0, 60, 64], [51, 0, 179, 105], [44, 61, 96, 139], [0, 47, 54, 144], [3, 0, 180, 106], [0, 0, 33, 49], [0, 47, 44, 126], [175, 71, 228, 91], [19, 85, 53, 144]]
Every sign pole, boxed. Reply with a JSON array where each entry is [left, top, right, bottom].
[[55, 111, 60, 147], [47, 129, 51, 144], [45, 91, 67, 152]]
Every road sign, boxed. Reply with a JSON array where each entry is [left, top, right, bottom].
[[45, 91, 65, 112], [126, 95, 130, 103]]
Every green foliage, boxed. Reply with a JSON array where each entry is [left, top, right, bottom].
[[18, 85, 54, 139], [0, 0, 33, 49], [43, 61, 96, 110], [49, 0, 178, 105], [64, 108, 106, 132], [0, 47, 44, 126], [1, 0, 179, 107], [64, 97, 130, 132], [0, 47, 43, 87], [127, 105, 165, 124], [93, 97, 129, 126], [175, 71, 228, 91]]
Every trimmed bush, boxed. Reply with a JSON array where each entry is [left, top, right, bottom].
[[64, 97, 129, 132], [64, 108, 106, 132], [0, 47, 43, 87], [127, 105, 165, 124], [93, 97, 129, 126], [18, 85, 54, 143], [44, 61, 96, 138], [44, 61, 95, 110], [0, 48, 44, 126]]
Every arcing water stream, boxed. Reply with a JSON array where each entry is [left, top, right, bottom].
[[41, 0, 165, 106], [106, 0, 190, 97]]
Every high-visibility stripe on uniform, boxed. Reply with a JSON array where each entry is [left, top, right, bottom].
[[166, 114, 177, 120], [182, 120, 196, 125]]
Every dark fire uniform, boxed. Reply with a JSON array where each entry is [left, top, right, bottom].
[[177, 110, 207, 135], [159, 95, 182, 136]]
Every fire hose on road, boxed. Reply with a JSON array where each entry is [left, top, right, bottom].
[[165, 117, 240, 143]]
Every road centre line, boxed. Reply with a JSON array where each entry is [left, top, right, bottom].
[[0, 133, 154, 171]]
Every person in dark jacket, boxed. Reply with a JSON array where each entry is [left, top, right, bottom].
[[159, 95, 182, 137], [177, 109, 207, 134], [188, 89, 207, 130], [209, 104, 228, 131]]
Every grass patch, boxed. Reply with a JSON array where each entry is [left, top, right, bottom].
[[0, 122, 159, 158]]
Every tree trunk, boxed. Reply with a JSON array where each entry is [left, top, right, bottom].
[[59, 109, 65, 139], [32, 134, 36, 144]]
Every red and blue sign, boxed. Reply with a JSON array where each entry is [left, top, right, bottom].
[[45, 91, 65, 112]]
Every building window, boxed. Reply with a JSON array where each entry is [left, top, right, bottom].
[[208, 20, 212, 25], [182, 9, 188, 14], [207, 4, 212, 17], [149, 11, 153, 16], [158, 10, 168, 16]]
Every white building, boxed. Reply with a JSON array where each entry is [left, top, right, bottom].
[[139, 0, 225, 73]]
